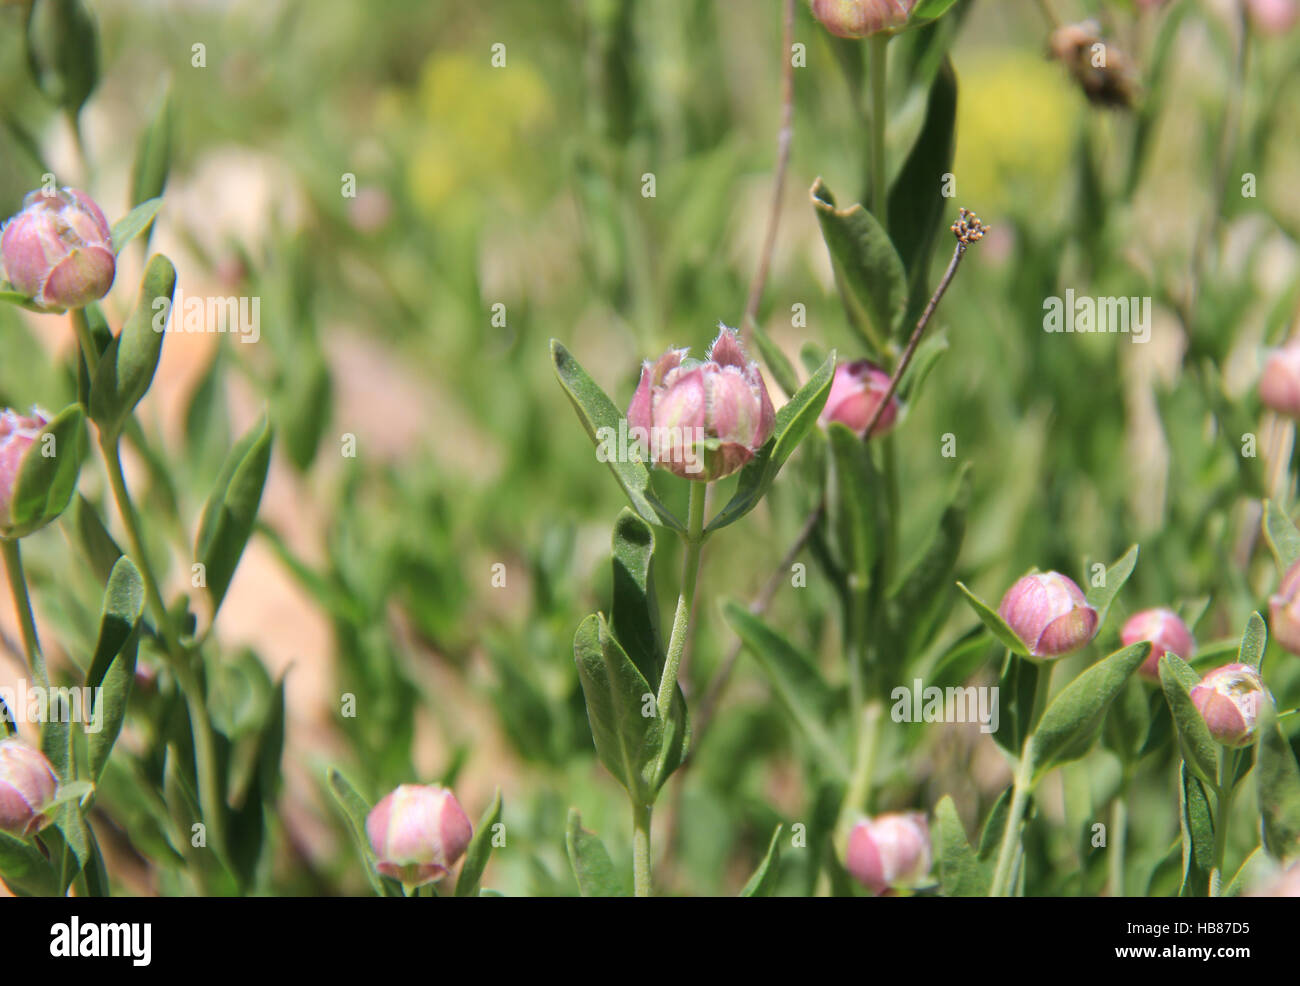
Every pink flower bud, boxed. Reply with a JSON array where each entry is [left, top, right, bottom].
[[365, 784, 473, 887], [845, 812, 931, 894], [1269, 560, 1300, 656], [1121, 607, 1195, 681], [1190, 663, 1266, 748], [819, 359, 898, 438], [1259, 343, 1300, 418], [1248, 0, 1299, 34], [1250, 861, 1300, 897], [810, 0, 916, 38], [0, 407, 48, 529], [998, 572, 1098, 658], [627, 326, 775, 482], [0, 738, 59, 838], [0, 187, 115, 313]]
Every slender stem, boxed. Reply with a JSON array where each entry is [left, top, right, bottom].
[[66, 110, 90, 183], [1210, 752, 1236, 897], [1, 539, 48, 689], [741, 0, 797, 346], [656, 482, 707, 719], [1109, 786, 1128, 897], [868, 35, 889, 223], [71, 307, 99, 377], [632, 801, 653, 897], [100, 434, 229, 866], [835, 701, 882, 843], [989, 659, 1053, 897]]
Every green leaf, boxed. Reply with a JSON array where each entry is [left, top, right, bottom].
[[934, 794, 987, 896], [4, 404, 86, 539], [550, 340, 683, 532], [326, 769, 402, 897], [1159, 652, 1219, 788], [86, 556, 145, 780], [565, 809, 625, 897], [0, 830, 60, 896], [1256, 700, 1300, 863], [110, 198, 164, 256], [278, 350, 331, 472], [722, 602, 847, 778], [887, 56, 956, 322], [572, 613, 662, 805], [1084, 544, 1138, 631], [892, 463, 970, 653], [1027, 642, 1150, 782], [455, 789, 503, 897], [705, 352, 835, 534], [25, 0, 99, 114], [739, 824, 783, 897], [910, 0, 960, 21], [1178, 763, 1214, 897], [825, 422, 882, 583], [977, 785, 1014, 861], [89, 254, 177, 435], [955, 582, 1030, 656], [609, 511, 689, 790], [195, 414, 273, 614], [129, 86, 173, 246], [751, 322, 800, 397], [65, 493, 123, 584], [1237, 611, 1267, 669], [1262, 500, 1300, 572], [811, 178, 907, 353]]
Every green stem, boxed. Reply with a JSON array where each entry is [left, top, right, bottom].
[[836, 701, 882, 844], [1210, 752, 1236, 897], [1, 539, 48, 689], [1109, 784, 1128, 897], [656, 482, 707, 718], [100, 433, 229, 868], [988, 659, 1053, 897], [869, 35, 889, 224], [71, 307, 99, 377], [632, 801, 653, 897]]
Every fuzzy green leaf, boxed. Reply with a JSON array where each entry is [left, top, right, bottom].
[[455, 789, 503, 897], [739, 824, 783, 897], [5, 404, 86, 539], [1263, 500, 1300, 573], [1257, 700, 1300, 863], [956, 582, 1030, 656], [565, 809, 625, 897], [1159, 653, 1219, 788], [1084, 544, 1138, 631], [85, 556, 145, 780]]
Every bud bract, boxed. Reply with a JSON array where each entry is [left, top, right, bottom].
[[1, 187, 115, 313], [0, 738, 59, 838], [627, 326, 775, 482], [819, 359, 898, 438], [365, 784, 473, 887], [810, 0, 916, 38], [0, 408, 49, 532], [998, 571, 1098, 658], [1121, 607, 1195, 681], [845, 812, 931, 894], [1190, 663, 1266, 748]]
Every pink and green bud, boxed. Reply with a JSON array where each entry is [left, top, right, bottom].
[[1258, 343, 1300, 418], [1121, 607, 1195, 681], [810, 0, 916, 38], [845, 812, 931, 895], [1190, 663, 1266, 748], [1248, 0, 1298, 34], [0, 737, 59, 838], [0, 187, 115, 313], [365, 784, 473, 887], [1268, 559, 1300, 656], [998, 572, 1098, 658], [0, 408, 48, 530], [627, 326, 775, 482], [819, 359, 898, 438]]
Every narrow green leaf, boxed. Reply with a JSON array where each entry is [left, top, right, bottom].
[[65, 493, 123, 585], [129, 86, 173, 247], [5, 404, 86, 539], [86, 557, 145, 780], [26, 0, 99, 113], [550, 340, 683, 532], [739, 824, 783, 897], [1178, 763, 1214, 897], [1263, 500, 1300, 572], [751, 322, 800, 397], [935, 795, 986, 896], [1159, 653, 1219, 788], [1027, 642, 1150, 782], [892, 463, 970, 652], [977, 785, 1014, 861], [811, 178, 907, 352], [0, 830, 60, 896], [910, 0, 960, 21], [706, 352, 835, 533], [326, 769, 402, 897], [455, 789, 503, 897], [1257, 700, 1300, 863], [1237, 611, 1267, 669], [195, 414, 273, 614], [722, 602, 848, 778], [110, 198, 164, 256], [955, 582, 1029, 656], [572, 613, 661, 805], [1084, 544, 1139, 631], [89, 254, 177, 435], [826, 422, 881, 583], [565, 809, 625, 897]]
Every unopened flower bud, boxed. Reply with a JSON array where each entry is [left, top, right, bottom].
[[1190, 663, 1266, 748], [0, 737, 58, 838], [1248, 0, 1299, 34], [1268, 559, 1300, 655], [365, 784, 473, 887], [998, 571, 1098, 658], [819, 359, 898, 438], [845, 812, 931, 894], [810, 0, 916, 38], [627, 326, 775, 482], [1259, 343, 1300, 418], [1049, 21, 1138, 109], [0, 408, 49, 531], [1121, 607, 1195, 680], [0, 188, 115, 313]]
